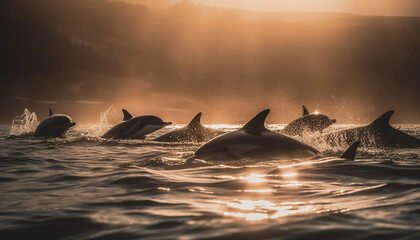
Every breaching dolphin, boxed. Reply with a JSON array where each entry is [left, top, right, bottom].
[[33, 108, 76, 137], [102, 109, 172, 139], [322, 110, 420, 149], [194, 109, 321, 160], [282, 105, 336, 136], [154, 112, 225, 142]]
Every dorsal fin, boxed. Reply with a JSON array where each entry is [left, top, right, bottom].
[[302, 105, 309, 116], [49, 108, 53, 116], [188, 112, 202, 128], [340, 141, 361, 160], [241, 109, 270, 134], [122, 109, 133, 121], [369, 110, 394, 127]]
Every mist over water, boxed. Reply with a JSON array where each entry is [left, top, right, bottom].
[[1, 109, 420, 239]]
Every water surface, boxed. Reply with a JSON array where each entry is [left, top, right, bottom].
[[1, 123, 419, 240]]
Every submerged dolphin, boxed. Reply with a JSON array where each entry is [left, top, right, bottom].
[[154, 112, 225, 142], [194, 109, 321, 160], [282, 105, 336, 136], [322, 110, 420, 149], [34, 108, 76, 137], [102, 109, 172, 139]]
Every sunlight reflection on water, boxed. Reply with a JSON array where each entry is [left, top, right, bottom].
[[242, 173, 267, 183], [215, 170, 317, 222], [222, 199, 318, 221]]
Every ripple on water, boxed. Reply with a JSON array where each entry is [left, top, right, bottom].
[[0, 124, 420, 239], [110, 176, 163, 188]]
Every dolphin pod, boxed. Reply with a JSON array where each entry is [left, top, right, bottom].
[[282, 105, 336, 136], [193, 109, 360, 161], [30, 107, 419, 159], [33, 108, 76, 137]]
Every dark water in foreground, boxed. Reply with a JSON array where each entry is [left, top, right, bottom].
[[1, 124, 420, 240]]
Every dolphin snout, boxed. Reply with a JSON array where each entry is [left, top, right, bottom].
[[153, 121, 172, 127], [67, 122, 76, 127], [330, 119, 337, 124], [162, 121, 172, 126]]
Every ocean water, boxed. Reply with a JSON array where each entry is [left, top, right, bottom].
[[1, 113, 420, 239]]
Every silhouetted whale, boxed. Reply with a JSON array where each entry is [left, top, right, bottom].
[[102, 109, 172, 139], [153, 112, 225, 142], [282, 105, 336, 136], [34, 108, 76, 137], [194, 109, 321, 160], [322, 110, 420, 149]]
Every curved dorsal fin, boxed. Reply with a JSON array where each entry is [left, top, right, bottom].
[[49, 108, 53, 116], [122, 109, 133, 121], [302, 105, 309, 116], [369, 110, 394, 127], [340, 141, 361, 160], [188, 112, 202, 128], [241, 109, 270, 134]]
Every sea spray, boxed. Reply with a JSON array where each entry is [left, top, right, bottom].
[[9, 108, 38, 136], [79, 105, 117, 137]]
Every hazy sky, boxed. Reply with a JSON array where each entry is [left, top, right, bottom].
[[1, 0, 420, 124], [194, 0, 420, 16]]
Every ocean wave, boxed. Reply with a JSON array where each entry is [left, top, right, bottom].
[[1, 124, 419, 239]]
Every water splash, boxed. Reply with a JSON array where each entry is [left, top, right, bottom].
[[99, 105, 114, 132], [295, 130, 336, 152], [80, 105, 117, 137], [9, 108, 39, 136]]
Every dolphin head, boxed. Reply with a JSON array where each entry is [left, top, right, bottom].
[[50, 114, 76, 131], [328, 117, 337, 126], [126, 115, 172, 139], [311, 113, 336, 131], [34, 114, 76, 137], [142, 116, 172, 128]]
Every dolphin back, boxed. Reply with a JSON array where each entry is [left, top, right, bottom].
[[283, 113, 335, 136], [369, 110, 394, 128], [340, 141, 361, 160], [154, 112, 224, 142], [193, 109, 320, 160], [102, 115, 171, 139], [323, 110, 420, 149], [194, 130, 319, 161]]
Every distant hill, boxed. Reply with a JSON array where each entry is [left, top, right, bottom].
[[223, 9, 354, 23], [0, 1, 120, 79], [122, 0, 179, 9]]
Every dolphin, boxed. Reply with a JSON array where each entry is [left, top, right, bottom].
[[282, 105, 336, 136], [193, 109, 322, 160], [321, 110, 420, 149], [33, 108, 76, 137], [153, 112, 225, 142], [102, 109, 172, 139]]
